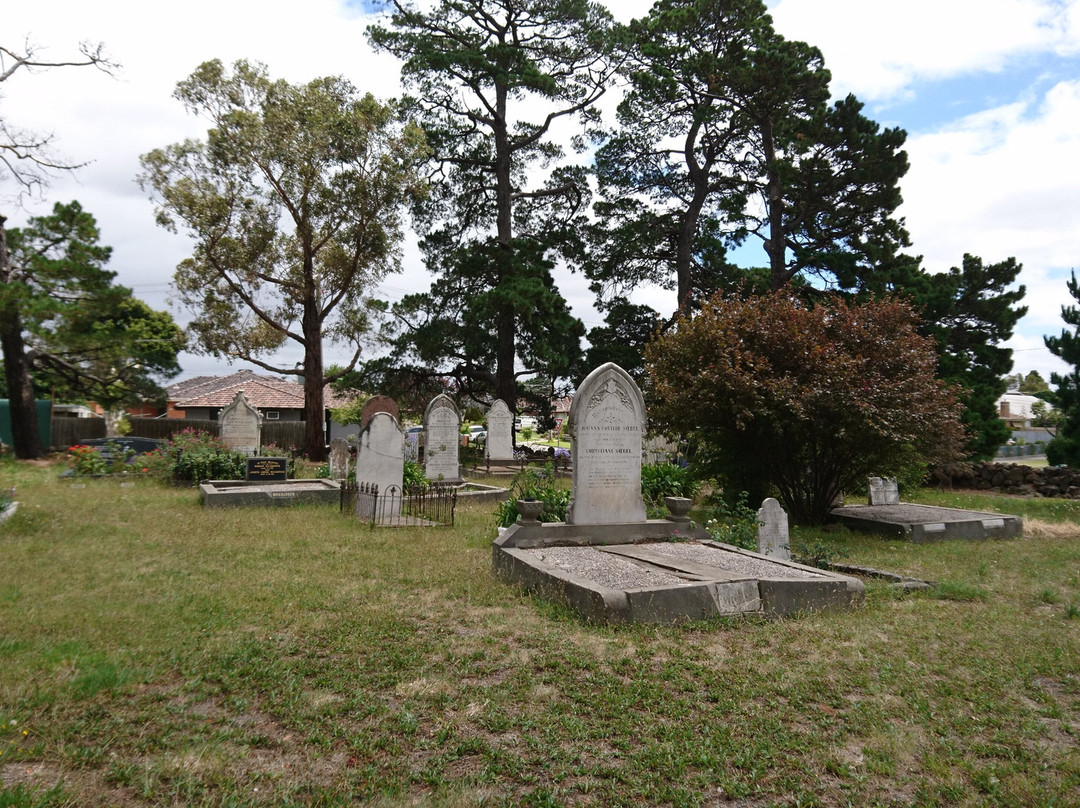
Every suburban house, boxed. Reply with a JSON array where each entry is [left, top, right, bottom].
[[997, 392, 1051, 429], [166, 369, 351, 423]]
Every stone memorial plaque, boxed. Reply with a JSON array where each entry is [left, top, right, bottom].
[[405, 433, 420, 463], [566, 363, 647, 525], [424, 394, 462, 483], [485, 399, 515, 463], [220, 390, 262, 456], [246, 457, 288, 481], [356, 412, 405, 521], [757, 497, 791, 560], [328, 438, 350, 480]]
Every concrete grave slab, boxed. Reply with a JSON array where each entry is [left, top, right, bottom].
[[831, 502, 1022, 541], [200, 479, 340, 508], [494, 520, 863, 624]]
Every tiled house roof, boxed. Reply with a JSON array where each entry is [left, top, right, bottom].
[[168, 370, 352, 411]]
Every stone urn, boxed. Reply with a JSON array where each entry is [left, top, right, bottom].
[[516, 498, 545, 524], [664, 496, 693, 522]]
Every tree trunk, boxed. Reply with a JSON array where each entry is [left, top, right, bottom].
[[302, 305, 327, 463], [493, 79, 518, 416], [0, 216, 44, 459], [760, 119, 788, 290]]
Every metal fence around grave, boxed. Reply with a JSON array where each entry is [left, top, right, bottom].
[[340, 481, 456, 527]]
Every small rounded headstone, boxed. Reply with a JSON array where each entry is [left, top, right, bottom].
[[360, 395, 400, 430]]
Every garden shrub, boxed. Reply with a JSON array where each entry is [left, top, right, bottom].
[[141, 429, 247, 484], [640, 461, 699, 518], [702, 491, 760, 551], [495, 463, 570, 527]]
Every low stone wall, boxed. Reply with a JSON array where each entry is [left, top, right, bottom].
[[934, 461, 1080, 498]]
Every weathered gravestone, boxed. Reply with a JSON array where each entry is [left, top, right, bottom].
[[485, 399, 515, 464], [868, 476, 900, 506], [424, 394, 462, 483], [566, 363, 647, 525], [219, 390, 262, 456], [328, 438, 350, 480], [360, 395, 400, 430], [356, 412, 405, 521], [757, 498, 791, 560]]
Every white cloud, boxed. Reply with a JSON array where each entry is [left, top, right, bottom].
[[770, 0, 1080, 101]]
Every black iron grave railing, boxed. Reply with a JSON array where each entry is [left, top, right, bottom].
[[339, 480, 456, 527]]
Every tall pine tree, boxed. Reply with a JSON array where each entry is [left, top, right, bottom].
[[1045, 271, 1080, 466], [367, 0, 620, 409]]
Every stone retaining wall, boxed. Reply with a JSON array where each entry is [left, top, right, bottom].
[[934, 461, 1080, 498]]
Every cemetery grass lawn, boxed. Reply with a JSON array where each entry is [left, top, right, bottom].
[[1, 459, 1079, 806]]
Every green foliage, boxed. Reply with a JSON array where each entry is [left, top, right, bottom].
[[366, 1, 618, 405], [935, 580, 990, 602], [790, 538, 850, 570], [590, 0, 910, 308], [912, 254, 1027, 460], [647, 292, 966, 524], [703, 491, 760, 551], [141, 429, 246, 484], [66, 445, 108, 476], [1045, 271, 1080, 467], [403, 461, 426, 491], [172, 447, 246, 485], [584, 302, 662, 384], [1021, 370, 1050, 393], [494, 463, 570, 528], [640, 462, 700, 518], [1, 201, 184, 462], [331, 399, 367, 427]]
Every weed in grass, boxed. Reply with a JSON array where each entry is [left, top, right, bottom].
[[0, 784, 71, 808], [934, 580, 990, 601], [1038, 588, 1063, 605], [1067, 603, 1080, 620]]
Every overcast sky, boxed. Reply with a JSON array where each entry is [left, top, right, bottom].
[[5, 0, 1080, 387]]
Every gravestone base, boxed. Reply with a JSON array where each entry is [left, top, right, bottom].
[[200, 479, 340, 508], [493, 520, 864, 624]]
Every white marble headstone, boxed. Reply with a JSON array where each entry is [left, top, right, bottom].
[[566, 363, 647, 525], [423, 394, 462, 483], [356, 412, 405, 521], [485, 399, 515, 463], [219, 390, 261, 456], [757, 498, 791, 560]]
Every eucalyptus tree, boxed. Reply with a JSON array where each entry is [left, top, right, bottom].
[[139, 59, 426, 460], [590, 0, 911, 309], [367, 0, 621, 409]]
